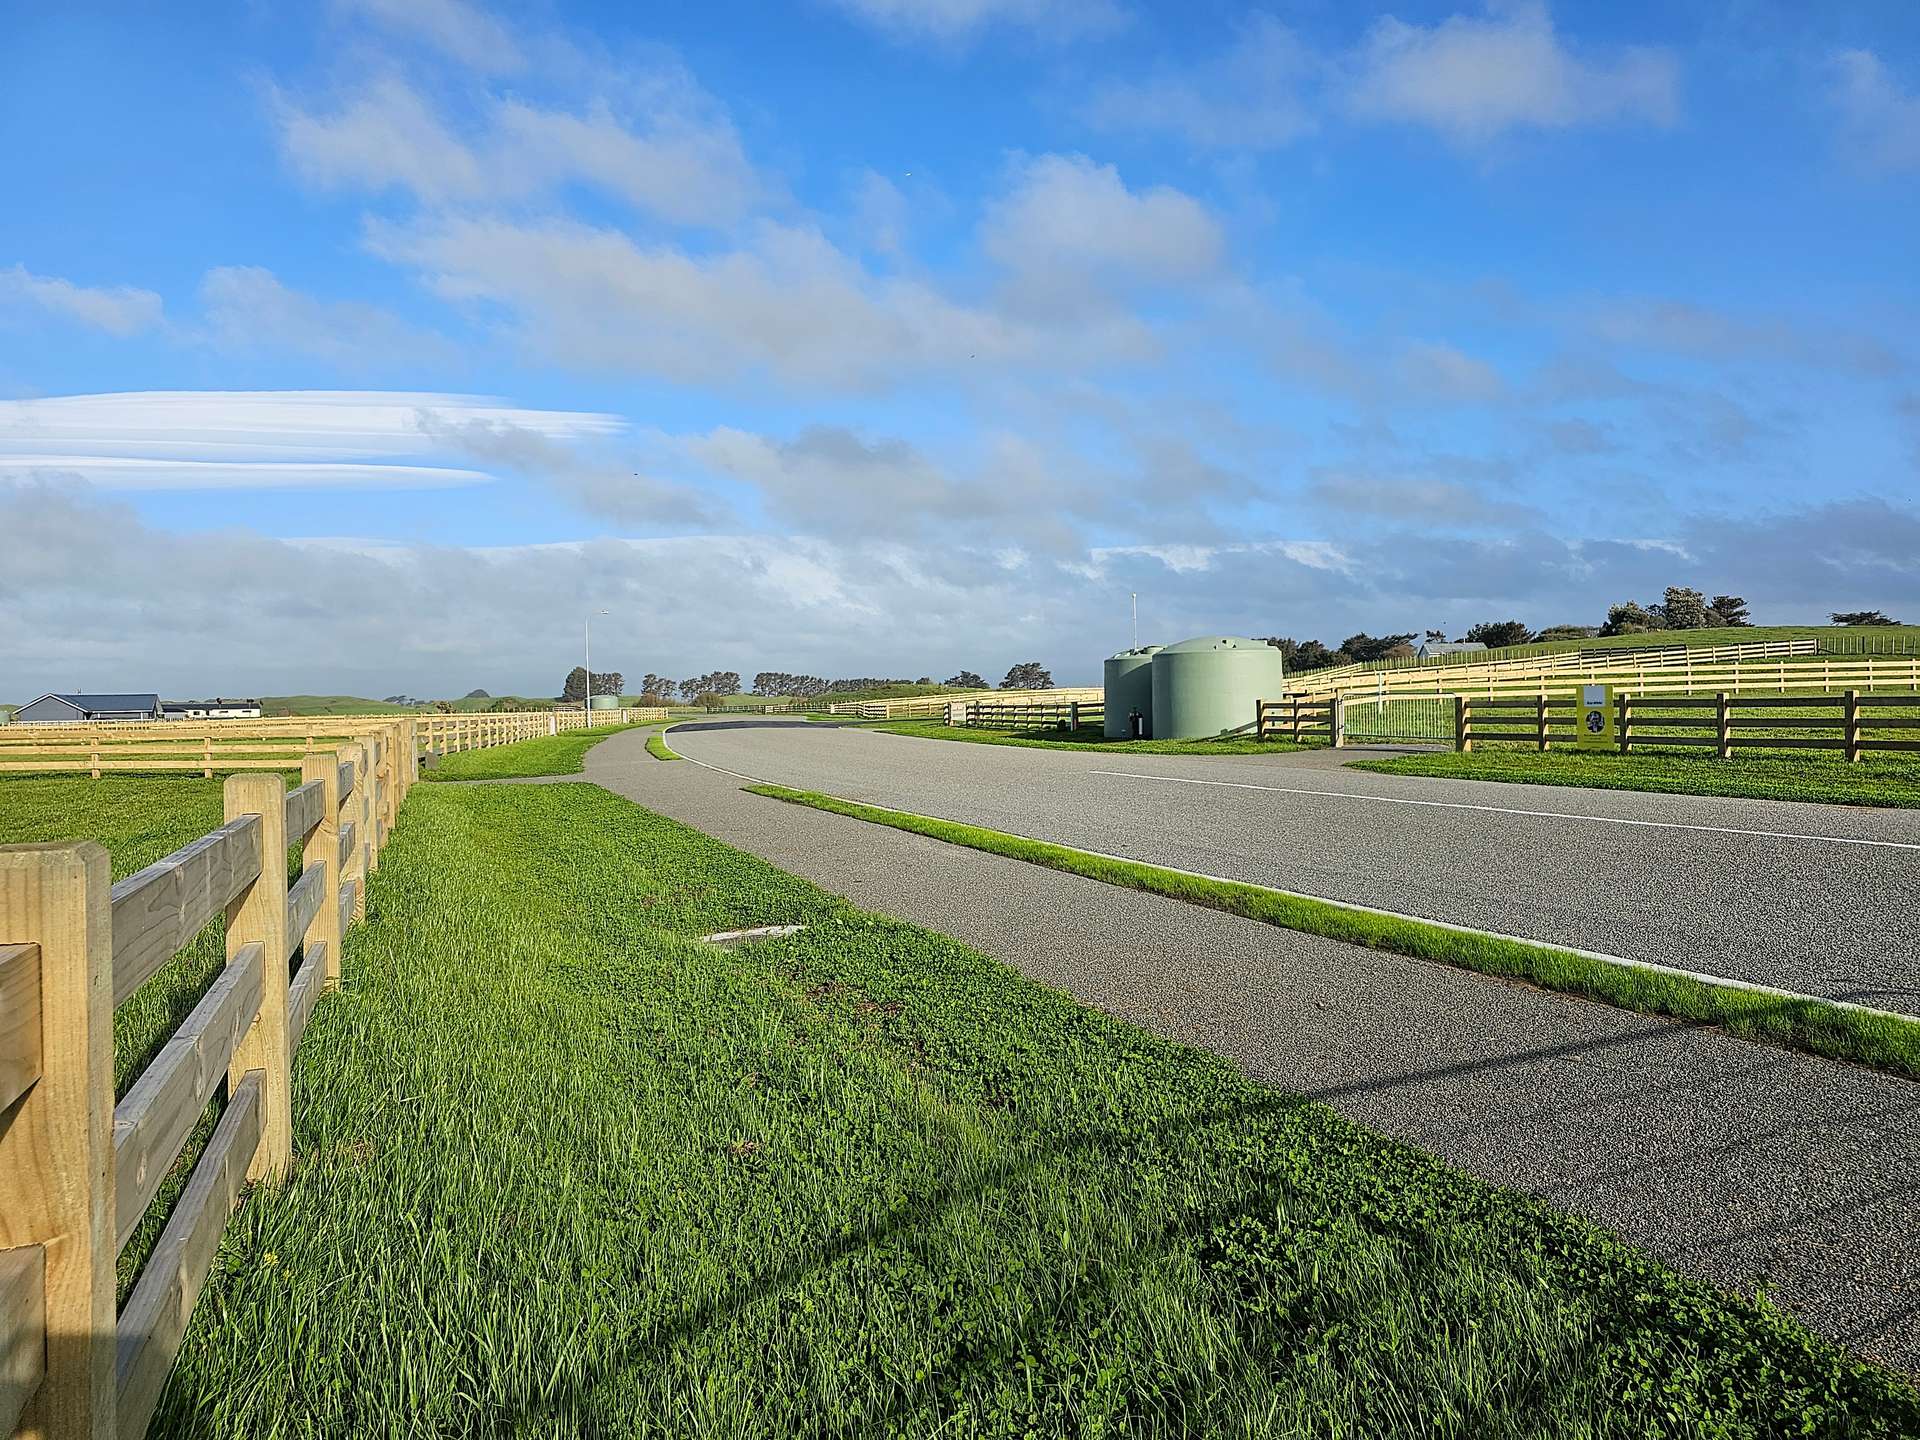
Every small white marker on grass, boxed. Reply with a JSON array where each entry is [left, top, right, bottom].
[[701, 924, 806, 947]]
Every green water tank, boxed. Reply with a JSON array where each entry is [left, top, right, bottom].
[[1103, 645, 1162, 738], [588, 693, 619, 711], [1151, 636, 1286, 740]]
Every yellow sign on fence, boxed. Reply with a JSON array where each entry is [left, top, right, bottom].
[[1576, 684, 1615, 750]]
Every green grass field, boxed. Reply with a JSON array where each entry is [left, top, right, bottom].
[[1349, 748, 1920, 808], [878, 721, 1316, 756], [260, 694, 418, 716], [422, 722, 647, 781], [83, 780, 1904, 1435], [646, 727, 682, 760], [1317, 624, 1920, 681], [12, 774, 1918, 1433]]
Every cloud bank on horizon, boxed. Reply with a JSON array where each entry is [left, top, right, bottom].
[[1, 0, 1916, 696]]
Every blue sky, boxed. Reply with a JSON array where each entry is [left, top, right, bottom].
[[2, 0, 1917, 697]]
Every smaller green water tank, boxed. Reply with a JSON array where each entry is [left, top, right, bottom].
[[1103, 646, 1162, 738], [589, 693, 619, 711], [1151, 636, 1287, 740]]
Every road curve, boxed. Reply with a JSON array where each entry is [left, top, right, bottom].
[[666, 719, 1920, 1018]]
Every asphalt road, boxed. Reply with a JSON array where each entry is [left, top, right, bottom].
[[576, 728, 1920, 1372], [664, 719, 1920, 1018]]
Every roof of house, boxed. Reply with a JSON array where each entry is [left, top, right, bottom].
[[164, 698, 262, 708], [1419, 641, 1488, 656], [22, 692, 162, 713]]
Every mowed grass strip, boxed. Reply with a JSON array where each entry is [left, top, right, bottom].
[[422, 722, 652, 781], [877, 720, 1318, 755], [1350, 747, 1920, 808], [148, 781, 1919, 1436], [748, 785, 1920, 1083], [646, 726, 682, 760]]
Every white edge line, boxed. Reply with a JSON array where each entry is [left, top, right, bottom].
[[1084, 769, 1920, 853], [669, 741, 1916, 1031]]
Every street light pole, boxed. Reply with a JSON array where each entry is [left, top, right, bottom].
[[584, 608, 609, 719]]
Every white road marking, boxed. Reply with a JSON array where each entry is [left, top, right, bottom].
[[1085, 770, 1920, 853]]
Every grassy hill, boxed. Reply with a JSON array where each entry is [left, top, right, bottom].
[[1317, 625, 1920, 681], [261, 695, 419, 716]]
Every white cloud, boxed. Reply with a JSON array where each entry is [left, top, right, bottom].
[[198, 266, 454, 369], [1578, 296, 1898, 374], [1395, 340, 1507, 401], [0, 264, 164, 336], [1083, 13, 1316, 150], [337, 0, 523, 73], [0, 390, 621, 492], [983, 153, 1224, 285], [371, 214, 1037, 389], [825, 0, 1125, 44], [277, 71, 759, 226], [1347, 1, 1678, 145], [1830, 49, 1920, 173]]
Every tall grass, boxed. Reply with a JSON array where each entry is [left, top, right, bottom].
[[132, 782, 1916, 1436]]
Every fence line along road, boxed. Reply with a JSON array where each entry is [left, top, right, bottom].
[[1295, 646, 1920, 703], [1450, 689, 1920, 759], [0, 727, 413, 1440], [827, 687, 1103, 720], [0, 708, 668, 778]]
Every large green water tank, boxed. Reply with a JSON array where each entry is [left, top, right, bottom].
[[1151, 636, 1286, 740], [589, 693, 619, 711], [1103, 645, 1162, 738]]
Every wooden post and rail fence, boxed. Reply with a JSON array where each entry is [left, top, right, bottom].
[[0, 708, 669, 779], [1437, 690, 1920, 758], [0, 731, 405, 1439], [0, 704, 665, 1437]]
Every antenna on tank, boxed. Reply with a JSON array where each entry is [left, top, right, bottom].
[[1130, 592, 1138, 648]]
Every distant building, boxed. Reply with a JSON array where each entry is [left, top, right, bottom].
[[16, 692, 163, 723], [1416, 641, 1488, 660], [163, 698, 263, 720]]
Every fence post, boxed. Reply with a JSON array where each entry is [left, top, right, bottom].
[[1330, 695, 1344, 748], [351, 740, 371, 920], [224, 774, 293, 1183], [1069, 700, 1080, 732], [1618, 693, 1632, 754], [1716, 692, 1732, 760], [1254, 700, 1265, 742], [300, 754, 344, 989], [1845, 690, 1861, 764], [1454, 695, 1469, 752], [0, 843, 117, 1440]]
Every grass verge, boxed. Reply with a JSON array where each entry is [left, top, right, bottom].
[[1348, 747, 1920, 808], [647, 725, 683, 760], [747, 784, 1920, 1084], [422, 722, 647, 781], [142, 781, 1918, 1433], [877, 721, 1315, 755]]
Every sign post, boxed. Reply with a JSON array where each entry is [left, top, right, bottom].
[[1576, 684, 1614, 750]]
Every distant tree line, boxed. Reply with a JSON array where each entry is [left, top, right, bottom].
[[1260, 589, 1905, 675]]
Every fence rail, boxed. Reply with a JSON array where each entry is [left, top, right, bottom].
[[1298, 650, 1920, 705], [827, 688, 1103, 720], [0, 728, 412, 1439], [1254, 696, 1336, 744], [0, 708, 668, 777], [1449, 689, 1920, 759], [955, 698, 1104, 730]]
